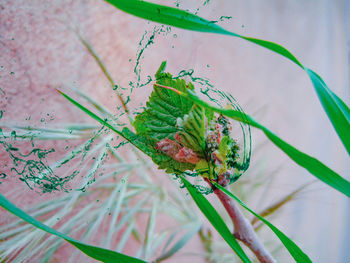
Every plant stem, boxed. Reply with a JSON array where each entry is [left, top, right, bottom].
[[76, 33, 132, 120], [205, 179, 276, 263]]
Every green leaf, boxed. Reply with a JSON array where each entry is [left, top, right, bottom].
[[178, 89, 350, 197], [218, 136, 230, 158], [177, 104, 206, 155], [180, 177, 251, 263], [212, 183, 312, 263], [0, 193, 146, 263], [134, 61, 194, 140], [133, 61, 204, 173], [104, 0, 350, 155]]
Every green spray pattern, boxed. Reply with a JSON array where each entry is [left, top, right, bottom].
[[0, 118, 107, 193], [0, 131, 59, 193], [0, 24, 173, 193]]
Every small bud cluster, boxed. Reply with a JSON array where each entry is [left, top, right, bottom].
[[156, 138, 200, 165], [205, 115, 239, 186], [155, 112, 239, 186]]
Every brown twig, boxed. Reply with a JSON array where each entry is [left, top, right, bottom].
[[76, 32, 131, 118], [251, 181, 313, 227], [198, 228, 215, 263], [205, 179, 276, 263]]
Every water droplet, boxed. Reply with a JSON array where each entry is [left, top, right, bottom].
[[173, 34, 177, 38], [10, 72, 14, 75]]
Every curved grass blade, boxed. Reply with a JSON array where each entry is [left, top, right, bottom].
[[305, 68, 350, 154], [180, 177, 251, 263], [57, 90, 152, 155], [0, 193, 146, 263], [212, 183, 312, 263], [174, 88, 350, 197], [75, 33, 132, 121], [104, 0, 229, 35], [251, 182, 312, 226], [57, 90, 124, 137], [104, 0, 350, 154]]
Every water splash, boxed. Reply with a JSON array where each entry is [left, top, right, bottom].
[[130, 25, 172, 92], [0, 119, 108, 193], [210, 16, 233, 24], [0, 139, 65, 193]]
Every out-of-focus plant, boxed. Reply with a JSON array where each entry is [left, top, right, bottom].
[[57, 60, 313, 262]]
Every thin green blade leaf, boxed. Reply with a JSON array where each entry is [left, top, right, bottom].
[[305, 68, 350, 154], [104, 0, 230, 35], [104, 0, 350, 154], [213, 183, 312, 263], [180, 177, 251, 263], [180, 89, 350, 197], [57, 89, 124, 138], [241, 36, 303, 67], [58, 90, 193, 174], [58, 90, 153, 156], [0, 193, 146, 263]]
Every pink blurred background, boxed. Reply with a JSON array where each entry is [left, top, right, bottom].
[[0, 0, 349, 262]]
